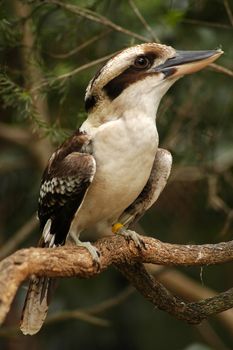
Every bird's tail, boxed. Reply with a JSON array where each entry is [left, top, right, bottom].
[[20, 276, 55, 335], [20, 219, 58, 335]]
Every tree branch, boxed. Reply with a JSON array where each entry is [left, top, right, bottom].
[[182, 18, 233, 30], [0, 234, 232, 330], [32, 53, 115, 91], [0, 286, 134, 337], [12, 0, 53, 167], [0, 213, 38, 260], [147, 265, 233, 338], [128, 0, 160, 42], [117, 262, 233, 324], [45, 0, 150, 42], [223, 0, 233, 27], [49, 29, 112, 59], [0, 122, 31, 146], [210, 63, 233, 78]]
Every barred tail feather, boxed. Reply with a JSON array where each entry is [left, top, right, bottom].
[[20, 276, 51, 335], [20, 219, 58, 335]]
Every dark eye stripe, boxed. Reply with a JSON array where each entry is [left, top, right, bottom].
[[103, 51, 158, 100], [103, 71, 134, 100], [85, 95, 97, 112]]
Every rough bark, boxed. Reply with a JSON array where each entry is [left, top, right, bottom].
[[0, 234, 232, 328]]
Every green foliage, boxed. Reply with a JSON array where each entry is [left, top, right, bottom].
[[0, 72, 33, 119], [0, 18, 21, 48], [0, 72, 69, 143], [163, 10, 185, 27]]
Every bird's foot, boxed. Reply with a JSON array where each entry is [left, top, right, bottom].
[[112, 223, 146, 250], [71, 236, 100, 268]]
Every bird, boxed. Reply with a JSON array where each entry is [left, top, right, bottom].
[[20, 42, 223, 335]]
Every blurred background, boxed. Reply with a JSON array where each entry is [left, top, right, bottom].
[[0, 0, 233, 349]]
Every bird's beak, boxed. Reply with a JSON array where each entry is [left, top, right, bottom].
[[154, 49, 223, 78]]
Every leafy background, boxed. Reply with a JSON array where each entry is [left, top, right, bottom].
[[0, 0, 233, 349]]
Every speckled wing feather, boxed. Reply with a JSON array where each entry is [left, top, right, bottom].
[[20, 130, 96, 335], [38, 130, 96, 247]]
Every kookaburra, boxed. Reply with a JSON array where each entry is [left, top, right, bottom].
[[20, 43, 222, 335]]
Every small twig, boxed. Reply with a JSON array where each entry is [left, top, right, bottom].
[[0, 122, 31, 146], [170, 146, 233, 182], [49, 29, 112, 59], [195, 321, 230, 350], [46, 310, 109, 327], [46, 286, 134, 327], [0, 214, 38, 260], [128, 0, 160, 42], [82, 286, 134, 315], [0, 286, 134, 337], [182, 18, 232, 30], [0, 312, 108, 337], [219, 210, 233, 238], [46, 285, 134, 326], [12, 0, 53, 167], [32, 53, 115, 91], [223, 0, 233, 26], [209, 63, 233, 78], [161, 82, 200, 150], [207, 175, 230, 214], [45, 0, 150, 42]]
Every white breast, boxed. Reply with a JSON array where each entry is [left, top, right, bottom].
[[70, 114, 158, 235]]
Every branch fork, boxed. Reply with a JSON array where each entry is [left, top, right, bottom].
[[0, 233, 232, 331]]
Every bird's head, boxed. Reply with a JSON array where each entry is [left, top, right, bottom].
[[84, 43, 223, 124]]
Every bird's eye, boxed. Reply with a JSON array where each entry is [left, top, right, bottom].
[[133, 56, 150, 69]]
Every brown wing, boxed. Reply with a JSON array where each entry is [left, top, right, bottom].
[[118, 148, 172, 227], [38, 130, 96, 247], [20, 130, 96, 335]]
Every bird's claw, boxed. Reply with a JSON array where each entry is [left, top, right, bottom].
[[83, 241, 101, 269], [118, 228, 146, 250], [71, 237, 101, 269]]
